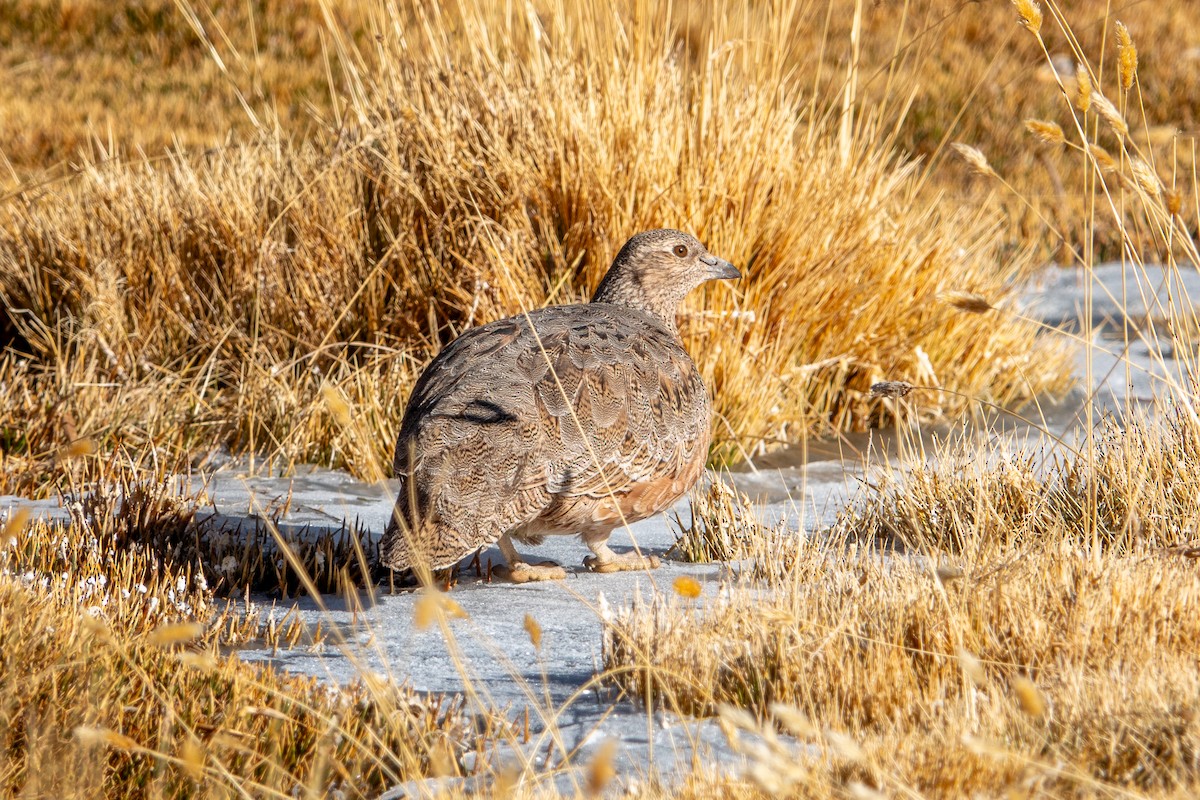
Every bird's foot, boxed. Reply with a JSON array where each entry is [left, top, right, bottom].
[[493, 560, 567, 583], [584, 552, 661, 574]]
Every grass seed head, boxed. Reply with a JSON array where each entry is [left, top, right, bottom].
[[770, 703, 819, 738], [1088, 144, 1118, 173], [320, 383, 352, 428], [57, 438, 97, 461], [428, 739, 459, 778], [1012, 0, 1043, 34], [956, 648, 988, 686], [870, 380, 915, 399], [2, 506, 31, 544], [1024, 119, 1065, 146], [674, 575, 703, 598], [414, 590, 469, 630], [1091, 93, 1129, 138], [177, 651, 218, 671], [586, 738, 619, 796], [1075, 65, 1093, 112], [74, 726, 140, 751], [147, 621, 206, 647], [413, 590, 440, 630], [524, 613, 543, 649], [80, 614, 112, 643], [1130, 158, 1162, 197], [824, 729, 865, 762], [1012, 675, 1047, 718], [935, 564, 965, 582], [1116, 21, 1138, 92], [1166, 189, 1184, 216], [718, 703, 760, 737], [952, 143, 997, 178], [940, 290, 995, 314], [179, 736, 206, 780]]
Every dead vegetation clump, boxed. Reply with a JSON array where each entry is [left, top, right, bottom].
[[0, 0, 1070, 494], [847, 409, 1200, 554], [599, 7, 1200, 793], [604, 405, 1200, 796], [0, 576, 478, 798], [605, 520, 1200, 796], [0, 460, 498, 797], [669, 481, 770, 564], [5, 3, 1197, 265], [28, 447, 384, 598]]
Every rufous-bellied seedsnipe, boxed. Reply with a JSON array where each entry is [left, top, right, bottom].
[[379, 229, 739, 583]]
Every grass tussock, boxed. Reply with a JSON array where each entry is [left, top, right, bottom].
[[6, 4, 1198, 232], [602, 7, 1200, 794], [40, 447, 384, 597], [849, 410, 1200, 555], [1, 459, 496, 797], [0, 0, 1070, 494], [668, 480, 777, 564], [4, 1, 1195, 263], [603, 412, 1200, 797], [604, 525, 1200, 797]]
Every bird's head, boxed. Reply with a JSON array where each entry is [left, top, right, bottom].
[[590, 229, 740, 328]]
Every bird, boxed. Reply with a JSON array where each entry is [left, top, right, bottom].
[[379, 229, 740, 583]]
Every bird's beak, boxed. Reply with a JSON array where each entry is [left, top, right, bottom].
[[699, 254, 741, 280]]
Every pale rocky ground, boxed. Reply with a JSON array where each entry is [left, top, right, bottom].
[[3, 262, 1198, 796]]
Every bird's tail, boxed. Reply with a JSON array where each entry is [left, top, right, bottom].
[[378, 472, 450, 577]]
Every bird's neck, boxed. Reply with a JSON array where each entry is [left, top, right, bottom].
[[590, 272, 686, 334]]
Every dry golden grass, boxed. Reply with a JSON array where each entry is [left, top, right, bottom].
[[603, 434, 1200, 797], [58, 447, 388, 596], [3, 1, 1199, 798], [667, 480, 783, 564], [799, 0, 1199, 261], [0, 0, 1072, 496], [0, 456, 501, 797], [601, 8, 1200, 791], [849, 410, 1200, 555], [0, 0, 376, 182], [5, 1, 1196, 262]]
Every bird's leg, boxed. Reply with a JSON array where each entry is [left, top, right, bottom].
[[491, 532, 567, 583], [582, 531, 661, 573]]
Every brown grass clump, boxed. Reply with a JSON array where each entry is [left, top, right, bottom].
[[849, 409, 1200, 555], [4, 1, 1197, 267], [669, 480, 773, 564], [1, 461, 496, 797], [598, 9, 1200, 795], [37, 447, 382, 597], [0, 0, 1070, 494], [603, 406, 1200, 796], [604, 520, 1200, 796], [1, 578, 476, 798]]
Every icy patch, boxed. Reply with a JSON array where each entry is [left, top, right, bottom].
[[220, 466, 856, 789]]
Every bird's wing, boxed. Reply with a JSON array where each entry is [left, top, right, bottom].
[[388, 314, 551, 544], [515, 307, 711, 500], [391, 306, 709, 547]]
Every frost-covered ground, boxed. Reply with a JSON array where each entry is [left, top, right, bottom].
[[202, 473, 845, 795], [3, 263, 1198, 795]]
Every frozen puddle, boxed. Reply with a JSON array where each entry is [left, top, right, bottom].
[[205, 463, 856, 794]]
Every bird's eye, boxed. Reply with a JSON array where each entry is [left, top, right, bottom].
[[672, 244, 688, 258]]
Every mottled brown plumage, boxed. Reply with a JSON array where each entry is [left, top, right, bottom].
[[379, 229, 739, 582]]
